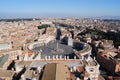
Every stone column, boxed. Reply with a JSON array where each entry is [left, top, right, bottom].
[[60, 55, 62, 60], [53, 55, 55, 60], [74, 56, 76, 60], [64, 56, 66, 60], [56, 55, 58, 60], [48, 56, 51, 60], [67, 56, 69, 60], [45, 56, 47, 60]]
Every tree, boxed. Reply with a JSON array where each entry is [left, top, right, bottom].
[[37, 24, 50, 29]]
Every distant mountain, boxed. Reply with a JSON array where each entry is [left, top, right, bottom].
[[95, 16, 120, 19]]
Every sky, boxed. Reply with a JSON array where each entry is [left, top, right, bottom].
[[0, 0, 120, 18]]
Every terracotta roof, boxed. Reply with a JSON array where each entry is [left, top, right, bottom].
[[42, 63, 70, 80], [0, 69, 14, 79], [98, 76, 104, 80], [70, 73, 75, 80], [24, 70, 33, 79], [17, 61, 32, 68], [78, 66, 84, 73]]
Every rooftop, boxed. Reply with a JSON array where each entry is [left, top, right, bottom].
[[42, 63, 70, 80], [0, 54, 9, 68], [30, 60, 83, 68], [0, 69, 14, 79]]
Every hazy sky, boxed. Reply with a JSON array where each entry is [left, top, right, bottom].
[[0, 0, 120, 18]]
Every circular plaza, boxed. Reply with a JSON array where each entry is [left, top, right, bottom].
[[28, 39, 91, 59]]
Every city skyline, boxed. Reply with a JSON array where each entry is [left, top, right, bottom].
[[0, 0, 120, 18]]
